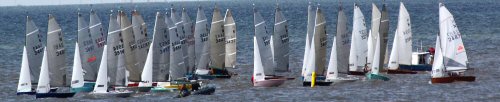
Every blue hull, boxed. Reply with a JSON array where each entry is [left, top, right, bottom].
[[35, 92, 76, 98], [398, 64, 432, 71], [70, 82, 95, 93], [17, 92, 36, 95]]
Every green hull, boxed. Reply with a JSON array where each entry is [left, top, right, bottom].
[[70, 82, 95, 93], [366, 73, 390, 81], [151, 87, 176, 93]]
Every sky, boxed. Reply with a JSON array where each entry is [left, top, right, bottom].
[[0, 0, 204, 6]]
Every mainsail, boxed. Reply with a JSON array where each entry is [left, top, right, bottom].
[[46, 14, 66, 87], [273, 5, 290, 72], [376, 3, 390, 70], [301, 3, 315, 76], [119, 11, 140, 82], [254, 7, 275, 76], [349, 4, 368, 72], [131, 10, 150, 80], [367, 3, 380, 68], [209, 5, 226, 69], [152, 12, 170, 82], [312, 7, 327, 76], [182, 8, 196, 73], [439, 3, 468, 71], [171, 7, 189, 74], [89, 10, 106, 81], [77, 12, 98, 81], [335, 5, 350, 74], [107, 13, 126, 86], [166, 12, 186, 80], [194, 6, 210, 74], [389, 2, 413, 69], [25, 16, 43, 83], [224, 9, 237, 69]]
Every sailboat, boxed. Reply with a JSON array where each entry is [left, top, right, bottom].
[[194, 6, 214, 80], [366, 3, 390, 81], [170, 7, 189, 78], [129, 10, 150, 87], [118, 10, 140, 87], [224, 9, 237, 69], [71, 12, 96, 93], [17, 16, 44, 95], [367, 3, 380, 70], [348, 3, 369, 75], [35, 15, 76, 98], [301, 2, 315, 78], [252, 6, 286, 87], [272, 4, 290, 72], [89, 12, 133, 98], [208, 5, 231, 78], [387, 2, 420, 74], [87, 9, 107, 88], [430, 3, 475, 84], [325, 3, 358, 83], [138, 12, 171, 92], [302, 6, 332, 86], [182, 8, 196, 75]]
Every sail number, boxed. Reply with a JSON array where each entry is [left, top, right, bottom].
[[113, 44, 125, 56], [32, 44, 43, 55], [359, 29, 368, 39], [280, 34, 289, 44], [200, 33, 209, 42], [136, 38, 150, 49], [215, 34, 225, 43], [54, 43, 65, 56], [159, 40, 170, 54], [262, 36, 271, 46]]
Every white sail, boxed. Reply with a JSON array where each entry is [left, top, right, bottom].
[[312, 7, 327, 76], [131, 10, 150, 81], [182, 8, 196, 73], [432, 36, 445, 78], [36, 48, 50, 93], [335, 5, 350, 74], [46, 14, 66, 87], [326, 37, 338, 79], [71, 43, 84, 88], [166, 12, 186, 80], [254, 7, 276, 76], [209, 5, 226, 69], [89, 10, 106, 81], [139, 44, 154, 87], [151, 12, 170, 82], [303, 35, 316, 82], [93, 45, 108, 93], [171, 7, 189, 74], [25, 16, 44, 84], [371, 37, 382, 75], [119, 11, 140, 82], [388, 29, 400, 69], [273, 5, 290, 72], [389, 2, 413, 70], [224, 9, 237, 69], [349, 4, 368, 71], [253, 37, 265, 81], [108, 13, 126, 86], [302, 3, 315, 76], [18, 46, 32, 93], [194, 6, 210, 74], [367, 3, 380, 68], [439, 3, 468, 71], [78, 12, 98, 81]]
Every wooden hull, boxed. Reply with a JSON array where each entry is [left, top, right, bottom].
[[387, 69, 417, 74], [431, 76, 476, 84], [35, 92, 76, 98], [253, 79, 286, 87]]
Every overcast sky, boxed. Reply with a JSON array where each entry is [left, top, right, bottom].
[[0, 0, 203, 6]]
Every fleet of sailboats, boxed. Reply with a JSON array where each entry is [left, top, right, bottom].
[[15, 1, 477, 98]]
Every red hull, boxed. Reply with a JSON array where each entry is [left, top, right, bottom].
[[387, 69, 417, 74]]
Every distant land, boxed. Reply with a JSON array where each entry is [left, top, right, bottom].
[[0, 0, 219, 7]]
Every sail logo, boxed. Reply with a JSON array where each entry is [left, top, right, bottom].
[[87, 56, 96, 62], [457, 44, 465, 53]]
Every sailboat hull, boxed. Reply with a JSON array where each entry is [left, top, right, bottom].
[[431, 76, 476, 84], [35, 92, 76, 98], [137, 86, 153, 92], [302, 81, 333, 86], [17, 91, 36, 95], [326, 77, 359, 83], [209, 67, 232, 78], [89, 91, 134, 98], [253, 79, 286, 87], [348, 71, 367, 76], [366, 73, 390, 81], [387, 69, 417, 74], [398, 64, 432, 71], [70, 87, 93, 93]]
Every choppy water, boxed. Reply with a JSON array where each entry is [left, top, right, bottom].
[[2, 0, 500, 101]]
